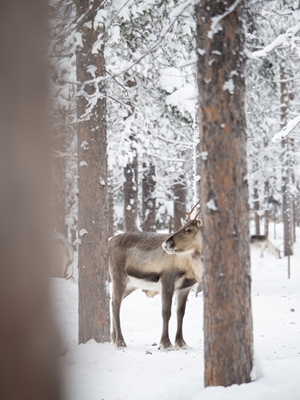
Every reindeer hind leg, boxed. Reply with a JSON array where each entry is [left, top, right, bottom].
[[111, 278, 127, 348]]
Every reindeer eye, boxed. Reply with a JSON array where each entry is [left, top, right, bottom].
[[185, 228, 193, 234]]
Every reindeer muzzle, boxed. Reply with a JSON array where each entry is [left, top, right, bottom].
[[162, 239, 177, 254]]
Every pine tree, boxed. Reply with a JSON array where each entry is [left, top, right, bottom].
[[76, 0, 110, 344], [196, 0, 253, 386]]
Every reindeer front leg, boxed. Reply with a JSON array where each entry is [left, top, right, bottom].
[[175, 287, 191, 348], [159, 279, 175, 350]]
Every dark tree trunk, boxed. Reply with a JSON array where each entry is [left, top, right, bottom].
[[280, 65, 293, 256], [196, 0, 253, 387], [173, 176, 187, 232], [142, 163, 156, 232], [0, 1, 63, 399], [108, 178, 115, 238], [254, 186, 260, 235], [123, 69, 139, 232], [76, 0, 110, 344], [124, 149, 139, 232], [264, 180, 269, 237], [53, 108, 68, 237]]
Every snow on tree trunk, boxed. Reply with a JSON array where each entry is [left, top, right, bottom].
[[76, 0, 110, 344], [0, 1, 63, 398], [142, 163, 156, 232], [196, 0, 253, 387]]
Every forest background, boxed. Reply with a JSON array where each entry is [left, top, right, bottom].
[[50, 0, 300, 255]]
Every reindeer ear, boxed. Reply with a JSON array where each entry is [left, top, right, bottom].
[[197, 219, 203, 229], [180, 218, 186, 226]]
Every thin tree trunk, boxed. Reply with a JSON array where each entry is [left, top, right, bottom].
[[123, 69, 139, 232], [0, 1, 63, 399], [76, 0, 110, 344], [53, 108, 68, 237], [108, 178, 115, 238], [142, 163, 156, 232], [280, 64, 293, 256], [196, 0, 253, 387], [254, 186, 260, 235], [173, 177, 187, 232], [264, 180, 269, 237], [124, 147, 139, 232]]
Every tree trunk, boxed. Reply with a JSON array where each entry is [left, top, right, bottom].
[[108, 178, 115, 238], [123, 68, 139, 232], [142, 163, 156, 232], [254, 186, 260, 235], [196, 0, 253, 387], [0, 1, 63, 399], [53, 108, 68, 237], [124, 148, 139, 232], [173, 176, 187, 232], [280, 64, 293, 256], [76, 0, 110, 344], [264, 180, 269, 237]]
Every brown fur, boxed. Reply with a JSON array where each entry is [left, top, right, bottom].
[[109, 219, 203, 350]]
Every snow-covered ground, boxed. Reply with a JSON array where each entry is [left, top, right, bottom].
[[51, 225, 300, 400]]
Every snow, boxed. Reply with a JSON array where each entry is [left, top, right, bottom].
[[80, 140, 89, 150], [52, 225, 300, 400], [206, 199, 218, 211], [166, 83, 198, 116], [272, 114, 300, 142], [159, 68, 185, 94]]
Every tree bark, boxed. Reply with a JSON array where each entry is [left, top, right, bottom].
[[142, 163, 156, 232], [196, 0, 253, 387], [76, 0, 110, 344], [0, 1, 63, 399]]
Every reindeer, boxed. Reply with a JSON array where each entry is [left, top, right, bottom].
[[109, 200, 203, 350], [250, 235, 281, 259], [50, 232, 74, 279]]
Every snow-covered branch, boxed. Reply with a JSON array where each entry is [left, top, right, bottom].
[[272, 114, 300, 142]]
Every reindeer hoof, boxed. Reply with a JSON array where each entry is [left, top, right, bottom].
[[158, 340, 173, 350], [115, 339, 127, 349], [175, 339, 188, 349]]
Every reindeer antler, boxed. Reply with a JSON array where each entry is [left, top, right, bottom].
[[177, 199, 201, 220]]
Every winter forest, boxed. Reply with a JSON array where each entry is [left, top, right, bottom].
[[1, 0, 300, 399]]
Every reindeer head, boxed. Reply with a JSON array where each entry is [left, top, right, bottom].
[[162, 200, 202, 256]]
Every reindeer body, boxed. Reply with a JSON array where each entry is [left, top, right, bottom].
[[109, 219, 203, 350], [250, 235, 281, 259], [51, 233, 74, 279]]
